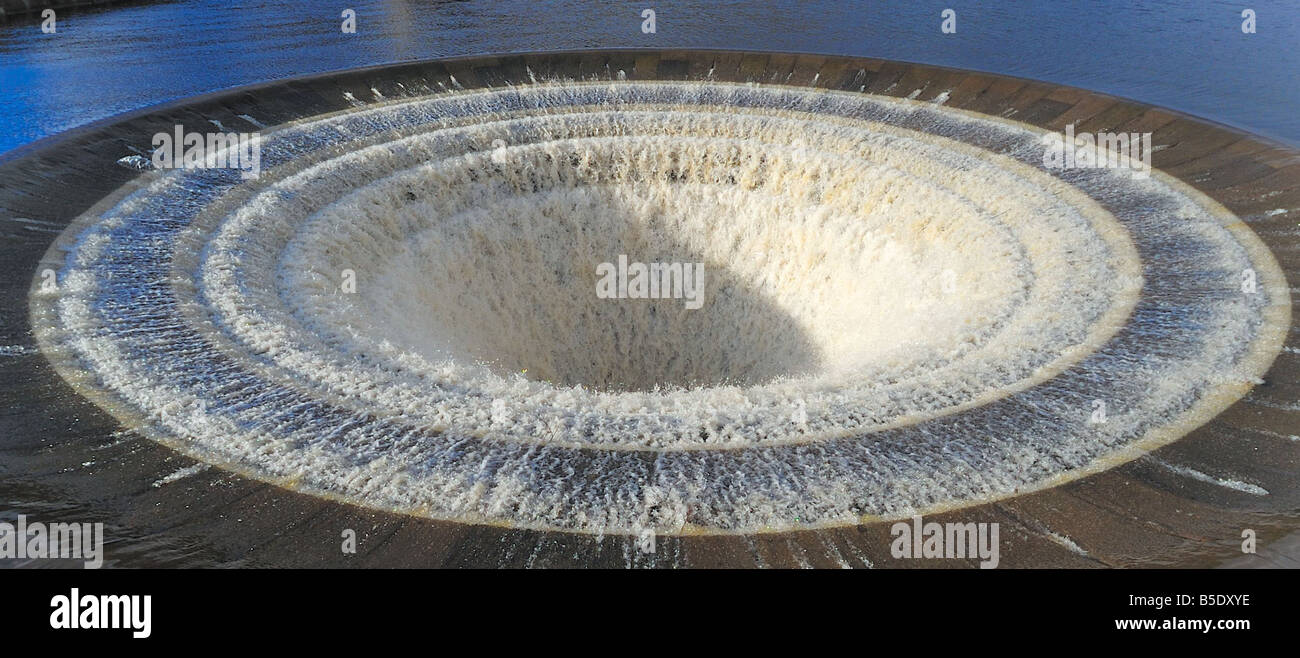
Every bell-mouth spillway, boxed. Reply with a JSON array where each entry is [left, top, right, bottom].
[[2, 50, 1297, 567]]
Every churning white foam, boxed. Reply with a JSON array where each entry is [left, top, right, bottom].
[[32, 81, 1288, 534]]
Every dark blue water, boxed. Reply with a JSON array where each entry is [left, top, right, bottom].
[[1, 0, 1297, 156]]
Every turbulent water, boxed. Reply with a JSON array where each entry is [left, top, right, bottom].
[[31, 80, 1288, 535]]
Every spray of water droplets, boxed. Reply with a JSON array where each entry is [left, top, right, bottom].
[[31, 81, 1289, 534]]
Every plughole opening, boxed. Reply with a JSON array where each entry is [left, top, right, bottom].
[[39, 77, 1281, 533], [284, 138, 1024, 392]]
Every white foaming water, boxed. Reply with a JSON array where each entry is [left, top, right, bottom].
[[32, 81, 1289, 534]]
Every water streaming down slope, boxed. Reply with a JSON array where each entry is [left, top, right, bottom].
[[29, 78, 1289, 538]]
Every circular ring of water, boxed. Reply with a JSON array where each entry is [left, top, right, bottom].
[[31, 80, 1290, 534]]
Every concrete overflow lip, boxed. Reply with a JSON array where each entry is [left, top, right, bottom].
[[1, 50, 1297, 568]]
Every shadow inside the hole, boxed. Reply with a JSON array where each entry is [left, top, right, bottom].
[[538, 254, 827, 392], [385, 184, 828, 393]]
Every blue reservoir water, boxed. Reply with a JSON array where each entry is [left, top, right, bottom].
[[0, 0, 1297, 155]]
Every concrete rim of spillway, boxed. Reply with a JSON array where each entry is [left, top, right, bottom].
[[2, 50, 1297, 567]]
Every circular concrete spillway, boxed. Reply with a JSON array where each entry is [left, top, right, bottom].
[[3, 51, 1298, 567]]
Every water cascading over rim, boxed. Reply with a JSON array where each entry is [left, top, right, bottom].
[[23, 60, 1293, 542]]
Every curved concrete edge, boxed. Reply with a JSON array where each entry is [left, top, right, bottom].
[[1, 50, 1297, 568]]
